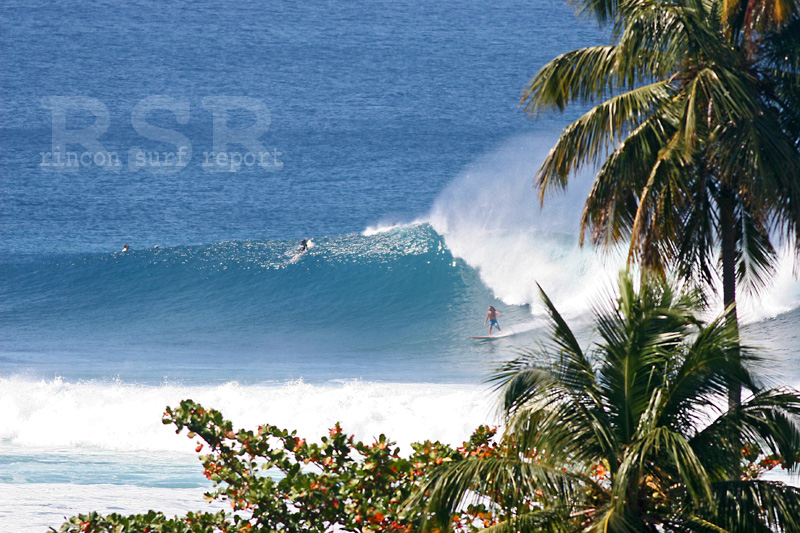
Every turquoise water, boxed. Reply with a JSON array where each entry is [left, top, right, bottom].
[[1, 224, 535, 384], [1, 0, 799, 530]]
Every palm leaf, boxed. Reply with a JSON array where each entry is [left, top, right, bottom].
[[535, 81, 674, 198], [698, 480, 800, 532], [407, 456, 586, 529]]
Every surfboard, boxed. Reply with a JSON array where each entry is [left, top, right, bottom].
[[469, 335, 501, 339]]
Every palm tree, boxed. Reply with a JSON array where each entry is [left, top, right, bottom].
[[521, 0, 800, 407], [723, 0, 800, 54], [410, 273, 800, 532]]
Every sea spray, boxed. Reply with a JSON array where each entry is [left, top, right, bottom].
[[711, 243, 800, 323], [428, 134, 800, 323], [428, 134, 625, 317]]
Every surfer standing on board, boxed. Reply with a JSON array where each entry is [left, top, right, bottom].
[[484, 305, 501, 336], [298, 239, 308, 253]]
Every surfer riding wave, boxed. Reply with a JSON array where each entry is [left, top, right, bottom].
[[484, 305, 501, 336]]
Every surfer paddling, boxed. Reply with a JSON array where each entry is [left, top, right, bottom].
[[484, 305, 501, 336]]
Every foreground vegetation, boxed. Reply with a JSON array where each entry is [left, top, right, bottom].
[[56, 274, 800, 532], [525, 0, 800, 409], [415, 274, 800, 532], [55, 405, 506, 533]]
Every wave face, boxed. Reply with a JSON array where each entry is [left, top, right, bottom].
[[0, 223, 536, 383], [4, 135, 800, 386]]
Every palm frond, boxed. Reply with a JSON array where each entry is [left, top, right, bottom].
[[407, 456, 586, 529], [505, 399, 616, 468], [661, 311, 747, 433], [534, 81, 674, 198], [479, 508, 577, 533], [580, 109, 680, 249], [522, 46, 622, 115], [735, 202, 778, 294], [691, 388, 800, 476], [615, 426, 713, 509], [568, 0, 619, 25], [698, 480, 800, 532]]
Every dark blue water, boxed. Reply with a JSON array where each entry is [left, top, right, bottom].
[[0, 0, 601, 255], [0, 0, 607, 385]]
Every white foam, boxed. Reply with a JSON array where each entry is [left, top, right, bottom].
[[362, 219, 425, 236], [428, 134, 624, 318], [0, 483, 226, 533], [0, 377, 498, 531], [0, 377, 496, 454], [717, 244, 800, 323], [428, 134, 800, 322]]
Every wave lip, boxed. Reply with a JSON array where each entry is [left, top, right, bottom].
[[426, 134, 624, 317], [425, 134, 800, 323], [361, 219, 427, 236]]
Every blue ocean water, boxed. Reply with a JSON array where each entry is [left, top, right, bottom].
[[0, 0, 605, 385], [1, 225, 536, 384], [0, 0, 601, 256], [1, 0, 799, 531]]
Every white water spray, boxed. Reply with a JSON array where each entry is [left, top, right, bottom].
[[428, 134, 623, 317], [428, 134, 800, 322]]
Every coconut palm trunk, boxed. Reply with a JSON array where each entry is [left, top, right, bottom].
[[718, 185, 741, 408]]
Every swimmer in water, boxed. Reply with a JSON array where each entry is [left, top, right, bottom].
[[484, 305, 501, 336]]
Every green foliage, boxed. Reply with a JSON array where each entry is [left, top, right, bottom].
[[54, 510, 231, 533], [52, 402, 507, 533], [523, 0, 800, 301], [415, 273, 800, 532], [163, 400, 442, 532]]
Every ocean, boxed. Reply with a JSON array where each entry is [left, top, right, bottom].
[[2, 0, 799, 531]]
